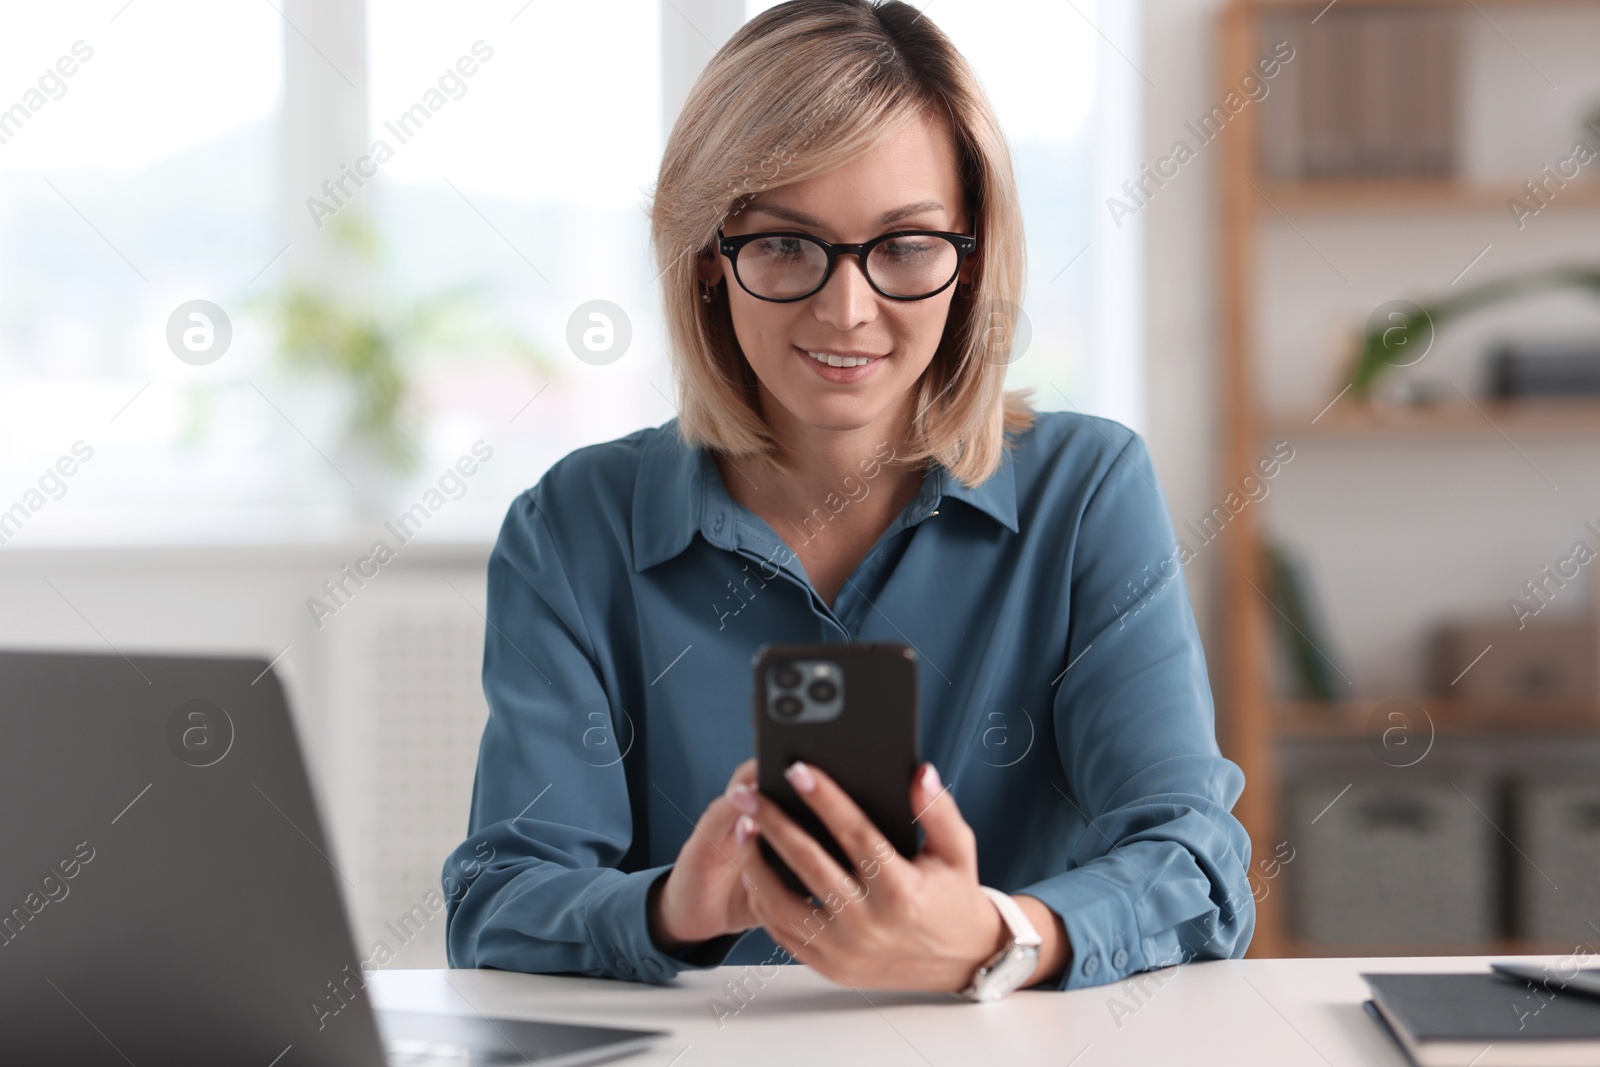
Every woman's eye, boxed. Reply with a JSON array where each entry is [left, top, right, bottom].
[[756, 237, 806, 258], [881, 239, 933, 259]]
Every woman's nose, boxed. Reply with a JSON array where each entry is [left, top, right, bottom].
[[809, 254, 878, 329]]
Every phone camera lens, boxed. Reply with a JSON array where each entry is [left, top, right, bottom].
[[807, 679, 837, 702], [774, 694, 803, 718], [774, 666, 802, 688]]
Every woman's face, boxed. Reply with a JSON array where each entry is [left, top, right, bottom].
[[703, 113, 972, 437]]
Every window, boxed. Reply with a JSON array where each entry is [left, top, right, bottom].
[[0, 0, 1139, 547], [0, 3, 285, 544], [361, 0, 668, 533]]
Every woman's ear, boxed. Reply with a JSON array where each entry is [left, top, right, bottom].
[[697, 251, 725, 287], [957, 253, 977, 288]]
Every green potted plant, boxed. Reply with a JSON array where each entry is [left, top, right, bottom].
[[1348, 264, 1600, 398], [250, 213, 554, 504]]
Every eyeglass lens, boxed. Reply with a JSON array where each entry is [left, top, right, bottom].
[[735, 234, 960, 299]]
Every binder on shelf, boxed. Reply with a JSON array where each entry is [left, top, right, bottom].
[[1257, 5, 1459, 181], [1487, 342, 1600, 399]]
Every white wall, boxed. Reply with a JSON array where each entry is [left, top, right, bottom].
[[1140, 0, 1229, 670]]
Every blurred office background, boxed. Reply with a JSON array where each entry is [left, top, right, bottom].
[[1, 0, 1597, 966]]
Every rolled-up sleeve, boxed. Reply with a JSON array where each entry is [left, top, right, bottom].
[[1016, 429, 1254, 990], [441, 488, 735, 983]]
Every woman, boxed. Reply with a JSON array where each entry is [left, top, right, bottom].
[[443, 0, 1253, 997]]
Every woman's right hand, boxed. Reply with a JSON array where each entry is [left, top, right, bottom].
[[648, 758, 762, 953]]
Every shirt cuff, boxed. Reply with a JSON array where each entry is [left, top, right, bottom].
[[582, 864, 743, 983], [1016, 868, 1145, 990]]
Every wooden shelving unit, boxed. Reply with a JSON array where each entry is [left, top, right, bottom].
[[1255, 177, 1600, 213], [1278, 698, 1600, 738], [1270, 397, 1600, 437], [1216, 0, 1600, 958]]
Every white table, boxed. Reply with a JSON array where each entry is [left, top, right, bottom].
[[369, 953, 1573, 1065]]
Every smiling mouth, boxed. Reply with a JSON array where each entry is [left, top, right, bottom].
[[800, 349, 884, 368]]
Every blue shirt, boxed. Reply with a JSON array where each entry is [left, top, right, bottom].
[[442, 411, 1254, 990]]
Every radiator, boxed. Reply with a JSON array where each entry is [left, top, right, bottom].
[[320, 568, 491, 969]]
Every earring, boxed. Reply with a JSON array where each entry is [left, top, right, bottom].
[[700, 281, 716, 304]]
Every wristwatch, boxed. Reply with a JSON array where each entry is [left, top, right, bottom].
[[959, 887, 1042, 1002]]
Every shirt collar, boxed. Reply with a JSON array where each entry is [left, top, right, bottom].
[[631, 417, 1018, 572], [937, 445, 1020, 535]]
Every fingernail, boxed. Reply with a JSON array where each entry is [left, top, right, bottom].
[[785, 760, 817, 794], [728, 782, 758, 815], [920, 763, 941, 793], [734, 814, 756, 845]]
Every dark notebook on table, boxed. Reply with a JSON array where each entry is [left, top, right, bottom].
[[1362, 971, 1600, 1067]]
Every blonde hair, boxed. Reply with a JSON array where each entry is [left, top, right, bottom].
[[649, 0, 1034, 487]]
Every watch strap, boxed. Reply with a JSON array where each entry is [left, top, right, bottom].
[[959, 888, 1043, 1002], [980, 886, 1042, 947]]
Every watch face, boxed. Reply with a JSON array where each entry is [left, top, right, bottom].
[[973, 944, 1041, 1000]]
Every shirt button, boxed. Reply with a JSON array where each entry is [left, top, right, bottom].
[[1113, 949, 1129, 969], [713, 514, 724, 531], [1083, 955, 1099, 976], [616, 958, 635, 977]]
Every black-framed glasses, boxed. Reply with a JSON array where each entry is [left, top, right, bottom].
[[717, 227, 977, 302]]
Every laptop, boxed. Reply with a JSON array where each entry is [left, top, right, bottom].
[[0, 649, 668, 1066]]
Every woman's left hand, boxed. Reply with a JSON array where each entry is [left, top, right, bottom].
[[732, 760, 1008, 993]]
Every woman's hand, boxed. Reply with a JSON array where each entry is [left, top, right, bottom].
[[647, 758, 763, 953], [734, 760, 1012, 993]]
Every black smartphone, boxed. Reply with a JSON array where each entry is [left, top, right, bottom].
[[751, 641, 920, 898]]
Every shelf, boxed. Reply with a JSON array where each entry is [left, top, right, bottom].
[[1278, 698, 1600, 739], [1267, 398, 1600, 438], [1251, 177, 1600, 215], [1248, 0, 1600, 11]]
